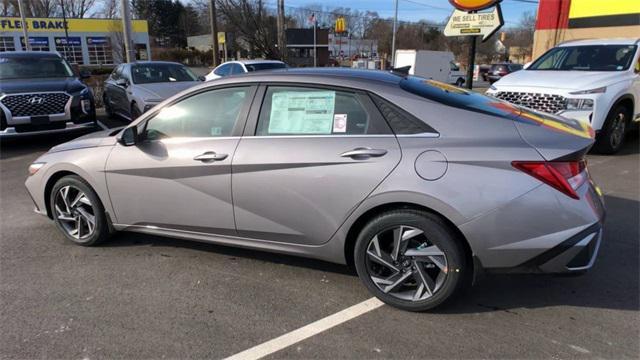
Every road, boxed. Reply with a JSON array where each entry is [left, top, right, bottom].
[[1, 114, 638, 359]]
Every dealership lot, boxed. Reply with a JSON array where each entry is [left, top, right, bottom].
[[1, 118, 638, 359]]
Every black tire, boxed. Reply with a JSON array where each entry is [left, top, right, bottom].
[[50, 175, 110, 246], [354, 209, 469, 311], [594, 104, 631, 154], [455, 78, 464, 87], [131, 103, 141, 121]]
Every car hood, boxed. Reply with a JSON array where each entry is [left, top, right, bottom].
[[494, 70, 625, 90], [49, 128, 119, 153], [0, 77, 86, 95], [133, 81, 199, 100]]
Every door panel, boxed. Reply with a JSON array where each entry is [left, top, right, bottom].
[[232, 136, 400, 245], [106, 138, 240, 235], [105, 86, 255, 235]]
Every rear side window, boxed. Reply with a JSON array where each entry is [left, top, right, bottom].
[[256, 86, 391, 136], [370, 94, 436, 135], [214, 64, 232, 76]]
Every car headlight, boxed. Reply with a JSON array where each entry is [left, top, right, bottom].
[[566, 98, 594, 111], [569, 86, 606, 95], [28, 162, 46, 175], [489, 85, 497, 91]]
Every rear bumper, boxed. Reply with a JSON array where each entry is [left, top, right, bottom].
[[506, 222, 603, 273]]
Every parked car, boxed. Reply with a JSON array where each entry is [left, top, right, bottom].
[[487, 38, 640, 154], [478, 64, 491, 81], [0, 51, 96, 135], [25, 69, 604, 311], [103, 61, 201, 121], [205, 60, 287, 81], [486, 62, 523, 83]]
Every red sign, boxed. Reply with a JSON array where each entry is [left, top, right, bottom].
[[449, 0, 499, 11]]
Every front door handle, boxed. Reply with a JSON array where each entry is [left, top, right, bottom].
[[340, 147, 388, 159], [194, 151, 228, 162]]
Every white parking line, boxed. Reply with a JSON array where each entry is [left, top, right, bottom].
[[96, 120, 109, 130], [225, 297, 384, 360]]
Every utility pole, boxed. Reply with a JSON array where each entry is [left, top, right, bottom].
[[277, 0, 286, 61], [466, 36, 477, 90], [60, 0, 69, 60], [391, 0, 398, 67], [120, 0, 135, 62], [17, 0, 30, 51], [209, 0, 219, 67], [313, 15, 317, 67]]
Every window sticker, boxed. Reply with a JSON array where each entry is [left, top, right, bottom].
[[333, 114, 348, 133], [268, 90, 336, 134]]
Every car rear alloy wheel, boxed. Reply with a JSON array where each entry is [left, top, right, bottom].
[[51, 175, 109, 246], [54, 185, 96, 240], [354, 210, 468, 311], [365, 225, 448, 301]]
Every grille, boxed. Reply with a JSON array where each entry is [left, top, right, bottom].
[[493, 91, 566, 114], [0, 92, 70, 117]]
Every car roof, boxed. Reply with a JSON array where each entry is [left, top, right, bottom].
[[211, 68, 403, 85], [0, 51, 61, 59], [235, 59, 285, 65], [127, 61, 185, 66], [559, 38, 640, 47]]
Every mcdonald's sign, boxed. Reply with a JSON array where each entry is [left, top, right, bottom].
[[335, 17, 346, 34]]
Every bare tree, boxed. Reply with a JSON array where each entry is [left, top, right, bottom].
[[216, 0, 279, 59], [99, 0, 119, 19], [61, 0, 96, 18]]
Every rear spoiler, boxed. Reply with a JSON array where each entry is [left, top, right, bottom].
[[390, 66, 411, 76]]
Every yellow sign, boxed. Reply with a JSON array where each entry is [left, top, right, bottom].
[[217, 32, 226, 45], [449, 0, 499, 12], [335, 17, 346, 33], [569, 0, 639, 19], [0, 17, 148, 33]]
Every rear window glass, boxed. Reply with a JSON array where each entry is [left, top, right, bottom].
[[245, 63, 287, 72], [399, 77, 592, 139]]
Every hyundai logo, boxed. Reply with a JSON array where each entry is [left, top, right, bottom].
[[519, 95, 534, 104], [28, 96, 45, 105]]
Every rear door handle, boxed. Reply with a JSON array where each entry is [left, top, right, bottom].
[[194, 151, 228, 162], [340, 147, 387, 159]]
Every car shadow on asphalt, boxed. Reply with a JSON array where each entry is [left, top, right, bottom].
[[103, 193, 638, 313], [0, 128, 98, 160]]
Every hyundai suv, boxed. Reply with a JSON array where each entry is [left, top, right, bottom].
[[0, 52, 96, 135]]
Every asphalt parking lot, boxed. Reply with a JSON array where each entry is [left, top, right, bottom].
[[1, 115, 638, 359]]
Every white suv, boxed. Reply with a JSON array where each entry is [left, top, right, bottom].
[[486, 38, 640, 154]]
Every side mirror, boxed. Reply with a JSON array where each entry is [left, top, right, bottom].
[[118, 126, 138, 146], [116, 78, 128, 87], [79, 69, 91, 79], [523, 62, 532, 70], [198, 75, 206, 81]]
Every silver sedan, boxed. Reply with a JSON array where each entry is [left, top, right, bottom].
[[102, 61, 201, 121], [25, 69, 605, 311]]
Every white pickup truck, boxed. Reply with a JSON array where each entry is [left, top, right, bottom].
[[486, 38, 640, 154]]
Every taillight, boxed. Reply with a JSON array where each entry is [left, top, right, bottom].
[[512, 160, 587, 199]]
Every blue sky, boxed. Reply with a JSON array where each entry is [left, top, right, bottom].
[[271, 0, 539, 27]]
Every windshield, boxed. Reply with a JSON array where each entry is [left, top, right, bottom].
[[529, 45, 637, 71], [131, 63, 197, 84], [0, 56, 74, 80], [245, 63, 287, 72]]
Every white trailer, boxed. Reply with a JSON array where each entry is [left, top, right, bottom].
[[394, 50, 466, 86]]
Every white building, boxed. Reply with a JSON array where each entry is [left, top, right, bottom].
[[328, 34, 377, 59]]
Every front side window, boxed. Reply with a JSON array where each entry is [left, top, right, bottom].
[[131, 63, 197, 84], [144, 87, 250, 139], [0, 56, 74, 80], [214, 64, 232, 76], [256, 86, 389, 136], [529, 45, 638, 71]]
